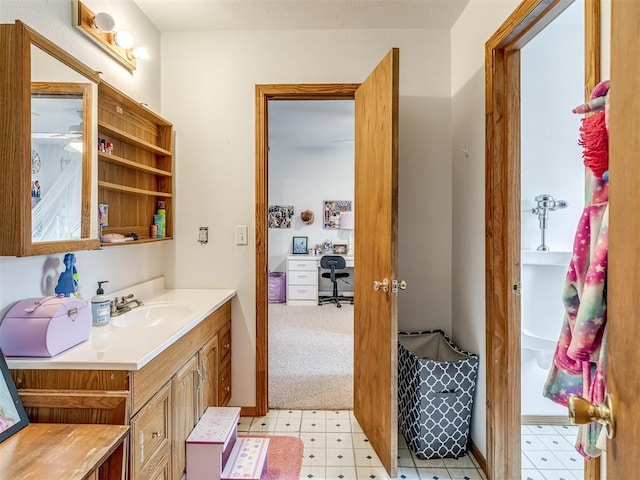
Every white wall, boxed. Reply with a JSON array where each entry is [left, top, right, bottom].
[[521, 0, 584, 253], [268, 144, 354, 272], [0, 2, 168, 327], [161, 28, 453, 406], [450, 0, 521, 458]]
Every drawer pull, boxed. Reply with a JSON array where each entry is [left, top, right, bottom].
[[151, 430, 162, 438]]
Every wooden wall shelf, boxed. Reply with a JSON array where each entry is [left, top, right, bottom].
[[98, 152, 172, 176], [98, 121, 172, 156], [99, 181, 173, 197], [98, 80, 174, 242]]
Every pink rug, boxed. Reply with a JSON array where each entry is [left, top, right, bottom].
[[240, 435, 304, 480]]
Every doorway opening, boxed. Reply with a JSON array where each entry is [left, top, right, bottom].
[[254, 83, 359, 417], [485, 1, 600, 479], [266, 99, 356, 410]]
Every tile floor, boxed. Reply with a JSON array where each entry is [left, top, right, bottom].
[[238, 409, 487, 480], [521, 424, 585, 480]]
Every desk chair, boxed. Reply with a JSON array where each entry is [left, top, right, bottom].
[[318, 255, 353, 308]]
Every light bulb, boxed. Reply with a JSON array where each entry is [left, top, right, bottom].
[[130, 46, 149, 60], [93, 12, 115, 32], [114, 30, 134, 50]]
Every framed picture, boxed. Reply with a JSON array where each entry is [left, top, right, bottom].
[[323, 200, 352, 229], [0, 348, 29, 443], [333, 243, 348, 255], [292, 236, 308, 254], [268, 205, 294, 229]]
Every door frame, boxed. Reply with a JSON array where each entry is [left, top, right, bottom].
[[485, 1, 600, 479], [254, 83, 359, 416]]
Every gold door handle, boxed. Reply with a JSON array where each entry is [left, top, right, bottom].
[[568, 393, 615, 438], [373, 279, 389, 293]]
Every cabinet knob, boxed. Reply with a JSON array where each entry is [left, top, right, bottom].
[[151, 430, 162, 438], [224, 343, 230, 350], [225, 386, 230, 392]]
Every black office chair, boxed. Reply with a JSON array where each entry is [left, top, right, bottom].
[[318, 255, 353, 308]]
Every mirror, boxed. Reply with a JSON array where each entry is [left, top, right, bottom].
[[30, 44, 96, 245], [31, 83, 90, 242]]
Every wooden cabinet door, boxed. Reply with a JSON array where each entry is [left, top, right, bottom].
[[130, 382, 171, 480], [198, 334, 219, 414], [171, 355, 200, 480]]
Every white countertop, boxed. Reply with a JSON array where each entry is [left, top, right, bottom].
[[6, 278, 236, 371]]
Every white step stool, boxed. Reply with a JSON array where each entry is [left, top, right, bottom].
[[186, 407, 269, 480]]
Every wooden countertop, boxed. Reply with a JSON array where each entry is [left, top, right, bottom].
[[0, 423, 129, 480]]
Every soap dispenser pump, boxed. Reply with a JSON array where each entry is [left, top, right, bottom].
[[91, 281, 110, 327]]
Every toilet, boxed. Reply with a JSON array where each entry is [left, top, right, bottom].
[[520, 250, 571, 369]]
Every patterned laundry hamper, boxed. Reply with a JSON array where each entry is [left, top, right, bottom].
[[398, 330, 479, 459]]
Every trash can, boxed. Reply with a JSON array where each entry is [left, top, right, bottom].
[[398, 330, 479, 459], [268, 272, 286, 303]]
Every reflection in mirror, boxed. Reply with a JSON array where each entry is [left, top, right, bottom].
[[31, 84, 90, 242]]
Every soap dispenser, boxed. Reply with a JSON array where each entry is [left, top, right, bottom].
[[91, 281, 110, 327]]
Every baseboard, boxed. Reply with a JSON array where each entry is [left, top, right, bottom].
[[469, 438, 487, 476], [521, 415, 571, 425], [240, 406, 259, 417]]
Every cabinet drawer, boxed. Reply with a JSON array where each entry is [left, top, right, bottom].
[[147, 449, 171, 480], [287, 286, 317, 300], [218, 356, 231, 406], [288, 259, 317, 271], [287, 271, 317, 285], [131, 382, 172, 480], [219, 321, 231, 363]]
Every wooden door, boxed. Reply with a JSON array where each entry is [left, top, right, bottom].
[[353, 48, 399, 477], [606, 1, 640, 476]]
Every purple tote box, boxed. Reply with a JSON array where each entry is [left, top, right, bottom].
[[0, 295, 92, 357]]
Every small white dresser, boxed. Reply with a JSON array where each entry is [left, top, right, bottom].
[[286, 256, 319, 306], [286, 254, 355, 306]]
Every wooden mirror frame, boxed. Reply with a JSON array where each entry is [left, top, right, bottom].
[[0, 21, 99, 256]]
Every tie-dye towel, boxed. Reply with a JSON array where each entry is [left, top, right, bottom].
[[543, 176, 608, 459]]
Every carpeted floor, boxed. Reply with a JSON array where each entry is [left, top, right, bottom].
[[268, 303, 353, 410]]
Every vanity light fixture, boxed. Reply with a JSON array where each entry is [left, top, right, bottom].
[[71, 0, 148, 72]]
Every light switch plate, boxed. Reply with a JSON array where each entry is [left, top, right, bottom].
[[235, 225, 248, 245], [198, 227, 208, 245]]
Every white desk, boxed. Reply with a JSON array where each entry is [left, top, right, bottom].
[[286, 254, 354, 306]]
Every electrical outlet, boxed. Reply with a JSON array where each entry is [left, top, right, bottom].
[[235, 225, 248, 245], [198, 227, 208, 245]]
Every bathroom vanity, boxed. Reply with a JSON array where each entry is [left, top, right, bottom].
[[8, 278, 236, 480]]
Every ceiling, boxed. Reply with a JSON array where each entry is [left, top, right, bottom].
[[133, 0, 469, 32], [131, 1, 469, 150], [268, 100, 355, 150]]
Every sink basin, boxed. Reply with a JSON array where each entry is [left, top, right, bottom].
[[111, 302, 193, 328]]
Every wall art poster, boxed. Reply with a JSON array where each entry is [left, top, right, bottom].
[[268, 205, 294, 229], [323, 200, 352, 229]]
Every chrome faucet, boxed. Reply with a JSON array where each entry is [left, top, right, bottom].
[[110, 293, 144, 317]]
